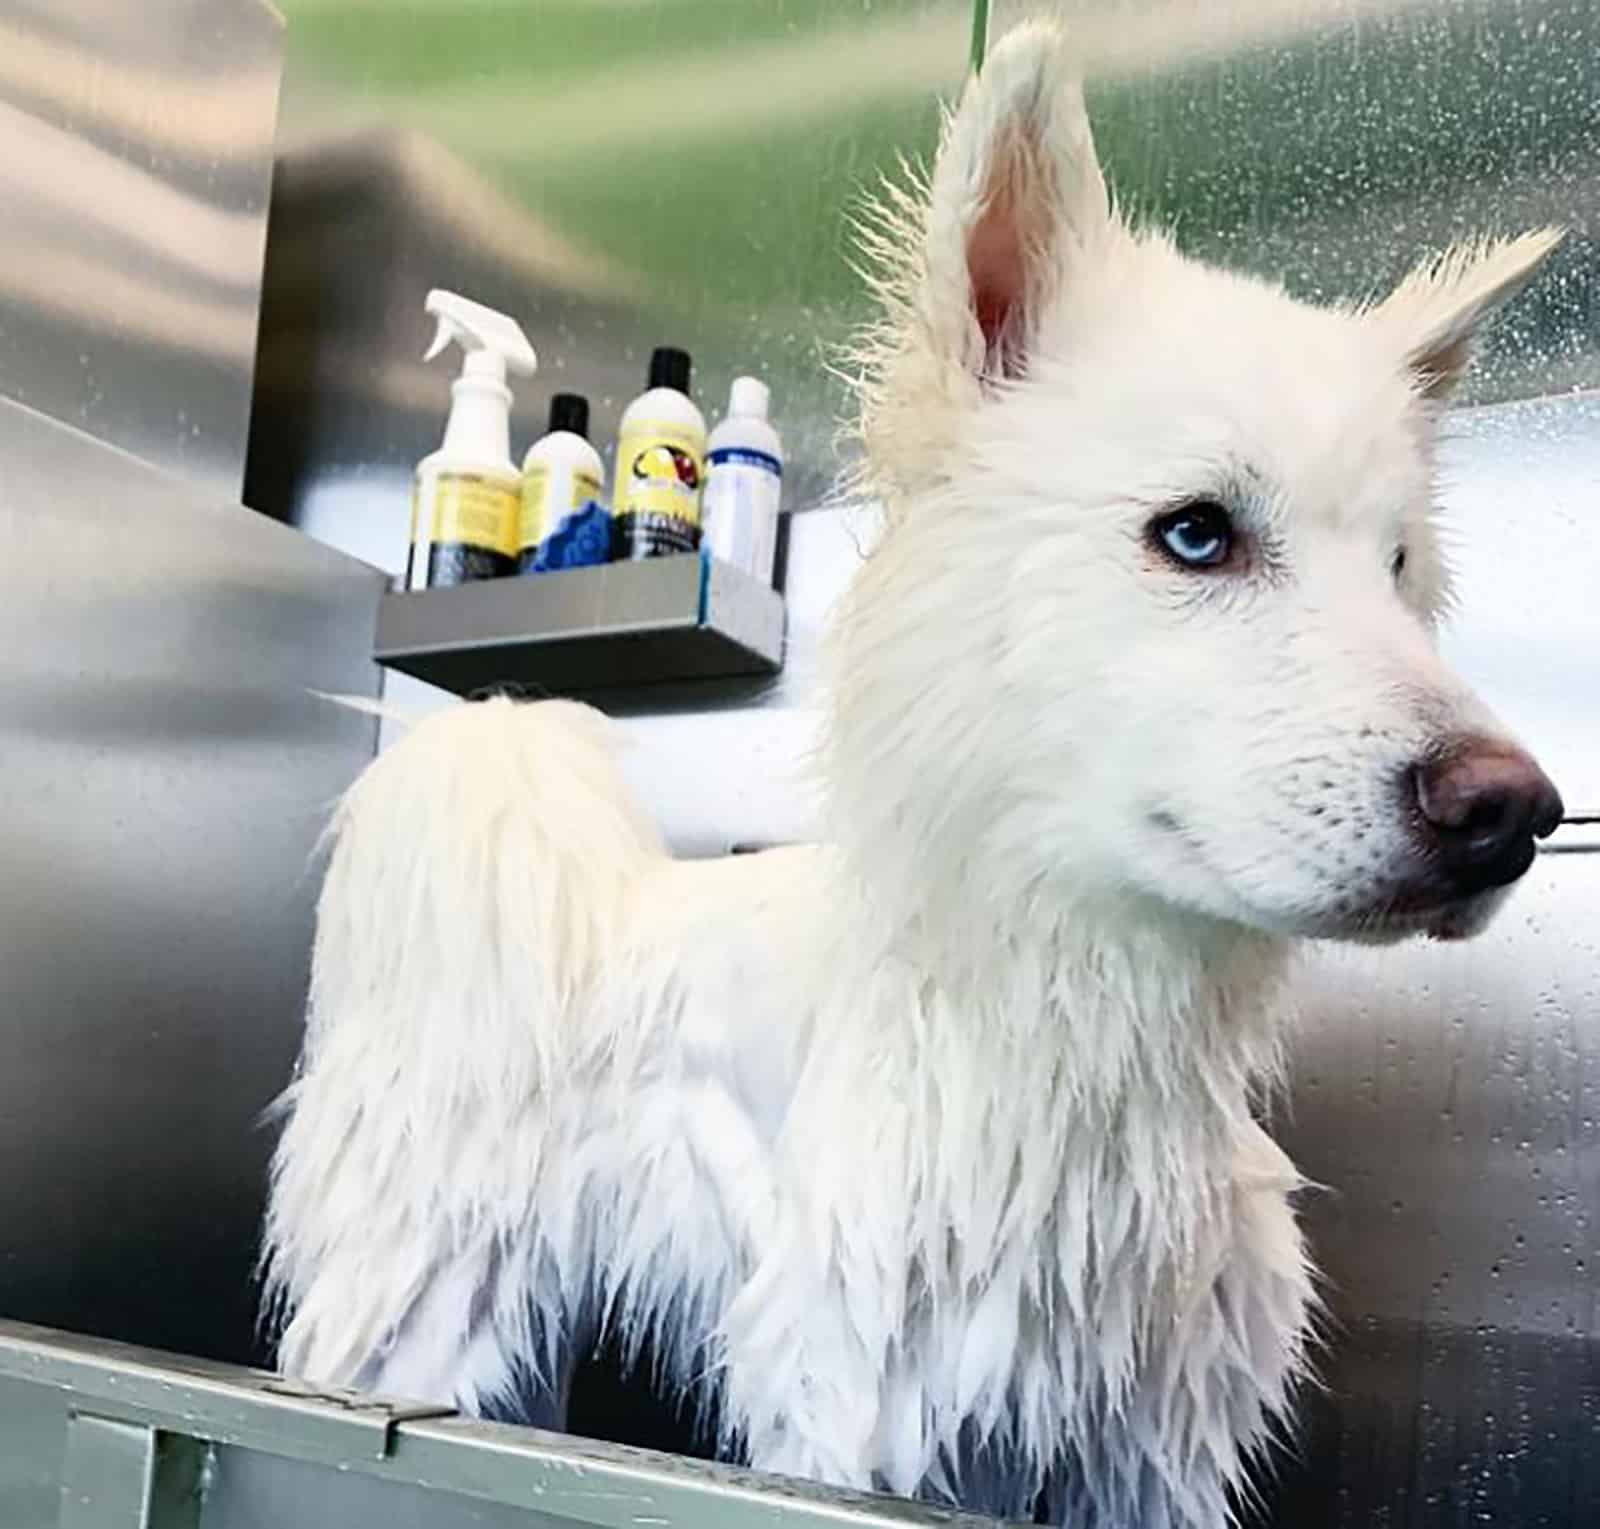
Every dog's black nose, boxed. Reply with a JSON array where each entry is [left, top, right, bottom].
[[1413, 742, 1564, 895]]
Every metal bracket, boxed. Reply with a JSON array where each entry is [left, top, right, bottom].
[[259, 1374, 458, 1447], [57, 1415, 208, 1529]]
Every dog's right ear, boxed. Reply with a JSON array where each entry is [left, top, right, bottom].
[[1370, 229, 1564, 401], [854, 22, 1112, 504]]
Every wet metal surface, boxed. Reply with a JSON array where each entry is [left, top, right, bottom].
[[0, 0, 284, 498], [0, 394, 385, 1368]]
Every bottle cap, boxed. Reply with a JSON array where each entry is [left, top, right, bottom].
[[548, 393, 589, 438], [728, 376, 769, 419], [648, 346, 692, 394]]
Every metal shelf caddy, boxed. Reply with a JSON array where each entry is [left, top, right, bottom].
[[375, 554, 786, 698]]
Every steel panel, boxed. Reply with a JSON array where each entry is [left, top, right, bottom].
[[0, 0, 284, 498], [0, 396, 385, 1368]]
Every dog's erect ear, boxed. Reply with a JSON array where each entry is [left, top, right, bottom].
[[1372, 229, 1563, 401], [932, 21, 1109, 380], [853, 22, 1111, 505]]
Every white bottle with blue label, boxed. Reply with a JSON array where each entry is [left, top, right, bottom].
[[701, 376, 783, 586]]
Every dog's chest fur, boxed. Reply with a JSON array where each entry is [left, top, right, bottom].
[[656, 898, 1313, 1521]]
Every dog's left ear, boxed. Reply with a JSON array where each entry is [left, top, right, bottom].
[[855, 23, 1112, 502], [931, 21, 1110, 382], [1372, 229, 1563, 401]]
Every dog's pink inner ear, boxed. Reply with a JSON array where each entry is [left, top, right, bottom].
[[966, 144, 1049, 378], [1408, 333, 1475, 401], [968, 194, 1025, 365]]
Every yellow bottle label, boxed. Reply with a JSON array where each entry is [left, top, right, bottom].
[[429, 472, 517, 555], [612, 423, 705, 528], [521, 465, 603, 554]]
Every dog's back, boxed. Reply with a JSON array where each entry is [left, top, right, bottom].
[[266, 695, 831, 1418]]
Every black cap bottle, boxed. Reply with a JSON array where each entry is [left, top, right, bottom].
[[610, 348, 707, 560]]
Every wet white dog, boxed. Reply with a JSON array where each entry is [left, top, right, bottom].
[[266, 22, 1563, 1528]]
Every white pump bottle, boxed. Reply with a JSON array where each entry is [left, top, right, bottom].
[[406, 290, 538, 590], [702, 376, 783, 585]]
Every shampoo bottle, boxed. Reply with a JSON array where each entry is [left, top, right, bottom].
[[702, 375, 783, 585], [518, 393, 610, 574], [610, 347, 706, 560], [406, 290, 537, 590]]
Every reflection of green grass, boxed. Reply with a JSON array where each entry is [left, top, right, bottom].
[[1082, 0, 1597, 387], [282, 0, 955, 328], [289, 0, 941, 92], [1091, 0, 1598, 272], [519, 97, 941, 319], [285, 0, 1593, 303], [279, 0, 1595, 406]]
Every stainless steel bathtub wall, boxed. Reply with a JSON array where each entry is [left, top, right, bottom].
[[0, 0, 285, 501], [0, 394, 387, 1368]]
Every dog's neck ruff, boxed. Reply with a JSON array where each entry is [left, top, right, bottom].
[[844, 873, 1292, 1091], [818, 870, 1295, 1235]]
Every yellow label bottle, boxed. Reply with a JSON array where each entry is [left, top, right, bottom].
[[610, 347, 706, 560], [407, 465, 518, 588], [522, 465, 602, 549], [517, 392, 608, 573]]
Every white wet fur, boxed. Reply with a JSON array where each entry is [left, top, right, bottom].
[[265, 22, 1560, 1528]]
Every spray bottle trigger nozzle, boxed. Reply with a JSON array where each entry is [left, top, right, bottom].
[[421, 289, 538, 378], [423, 317, 453, 366]]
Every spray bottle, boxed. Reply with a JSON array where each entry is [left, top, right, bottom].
[[406, 290, 538, 590]]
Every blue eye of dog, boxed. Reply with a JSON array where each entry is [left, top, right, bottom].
[[1151, 502, 1233, 569]]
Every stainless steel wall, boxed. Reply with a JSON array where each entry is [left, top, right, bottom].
[[0, 0, 285, 500], [0, 0, 388, 1376], [0, 396, 387, 1367], [249, 1, 1599, 1522]]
